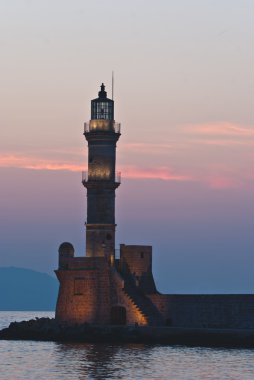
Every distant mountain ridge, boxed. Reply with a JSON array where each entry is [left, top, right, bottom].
[[0, 267, 58, 311]]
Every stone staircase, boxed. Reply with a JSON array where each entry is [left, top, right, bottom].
[[110, 266, 148, 324], [121, 274, 164, 326]]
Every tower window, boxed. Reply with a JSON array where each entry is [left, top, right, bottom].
[[140, 252, 144, 258], [74, 278, 87, 295], [91, 100, 114, 120]]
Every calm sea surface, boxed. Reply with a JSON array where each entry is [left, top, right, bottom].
[[0, 312, 254, 380]]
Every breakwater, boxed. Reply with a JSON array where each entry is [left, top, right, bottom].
[[1, 318, 254, 348]]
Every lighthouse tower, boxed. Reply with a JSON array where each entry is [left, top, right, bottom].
[[55, 83, 160, 326], [55, 82, 254, 330], [82, 83, 121, 260]]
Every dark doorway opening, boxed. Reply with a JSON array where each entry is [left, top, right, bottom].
[[111, 306, 127, 325]]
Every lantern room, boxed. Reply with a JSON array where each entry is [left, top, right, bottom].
[[91, 83, 114, 121]]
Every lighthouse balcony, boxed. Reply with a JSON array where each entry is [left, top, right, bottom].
[[82, 171, 121, 185], [84, 121, 121, 134]]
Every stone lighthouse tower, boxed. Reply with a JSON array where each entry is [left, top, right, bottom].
[[55, 83, 161, 326], [83, 83, 121, 260]]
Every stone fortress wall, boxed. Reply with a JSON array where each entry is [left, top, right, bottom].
[[55, 242, 254, 328], [149, 293, 254, 329], [55, 244, 148, 325]]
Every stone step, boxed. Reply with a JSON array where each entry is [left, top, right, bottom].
[[123, 284, 164, 326], [112, 266, 164, 326], [122, 289, 149, 319]]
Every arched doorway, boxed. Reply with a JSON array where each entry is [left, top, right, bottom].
[[111, 305, 127, 325]]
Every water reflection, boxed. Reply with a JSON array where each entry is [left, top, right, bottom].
[[55, 342, 152, 379], [1, 313, 254, 379], [1, 339, 254, 379], [52, 342, 254, 380]]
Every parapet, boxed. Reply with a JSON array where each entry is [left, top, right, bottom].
[[119, 244, 156, 294], [58, 242, 75, 269], [120, 244, 152, 275]]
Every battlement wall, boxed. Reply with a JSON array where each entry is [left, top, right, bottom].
[[58, 256, 106, 270], [55, 260, 148, 326], [120, 244, 152, 275], [55, 262, 111, 324], [148, 294, 254, 329], [119, 244, 156, 294]]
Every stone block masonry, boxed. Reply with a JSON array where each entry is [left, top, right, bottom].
[[55, 255, 147, 325]]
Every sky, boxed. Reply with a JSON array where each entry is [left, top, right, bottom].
[[1, 0, 254, 293]]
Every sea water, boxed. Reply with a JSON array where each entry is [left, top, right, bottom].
[[0, 311, 254, 380]]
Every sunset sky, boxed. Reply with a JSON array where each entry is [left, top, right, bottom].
[[1, 0, 254, 293]]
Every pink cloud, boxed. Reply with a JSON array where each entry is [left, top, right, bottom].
[[0, 154, 191, 182], [185, 122, 254, 137], [0, 154, 83, 172], [1, 129, 253, 190], [121, 142, 176, 154], [206, 176, 240, 189], [120, 165, 191, 181], [192, 139, 254, 146]]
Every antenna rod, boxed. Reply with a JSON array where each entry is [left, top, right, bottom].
[[112, 71, 114, 100]]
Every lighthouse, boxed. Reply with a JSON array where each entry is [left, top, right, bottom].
[[55, 83, 160, 326], [82, 83, 121, 260], [53, 82, 254, 330]]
